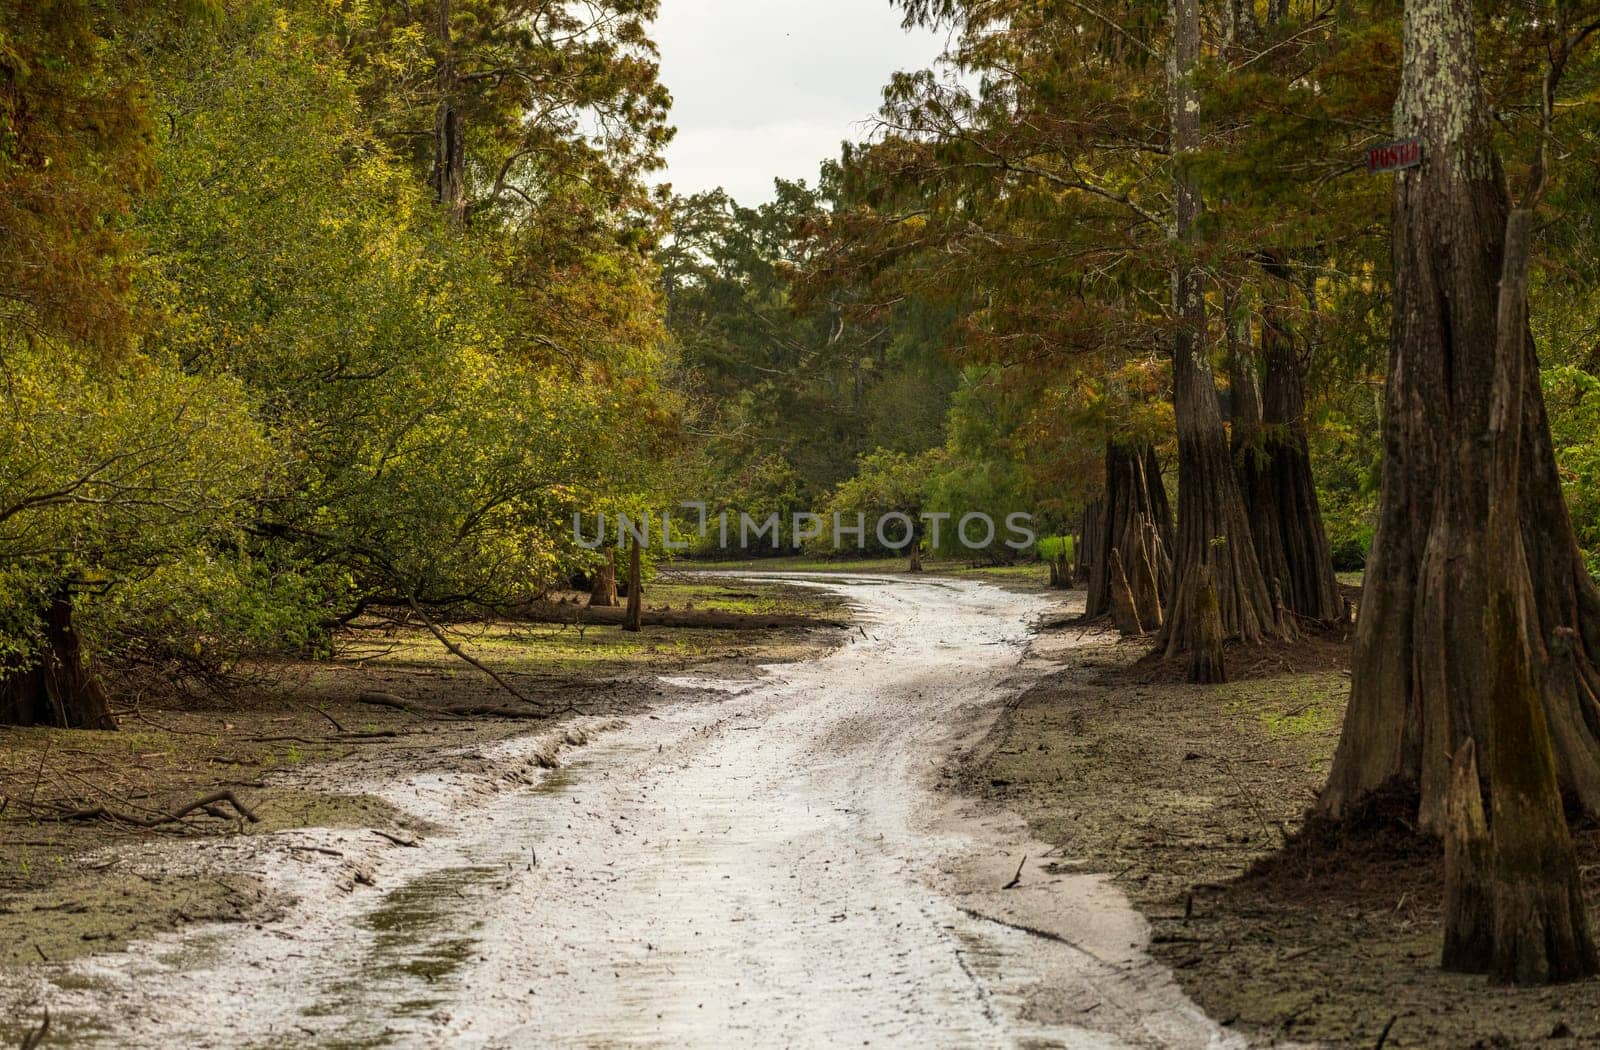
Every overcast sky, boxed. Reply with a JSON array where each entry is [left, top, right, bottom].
[[651, 0, 949, 205]]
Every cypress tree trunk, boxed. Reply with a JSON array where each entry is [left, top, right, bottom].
[[1319, 0, 1600, 831], [1254, 296, 1342, 623], [1228, 312, 1293, 616], [1084, 443, 1172, 626], [1159, 0, 1282, 662], [1188, 564, 1227, 685], [1079, 497, 1106, 603], [1479, 204, 1596, 984], [0, 589, 117, 730], [1442, 740, 1492, 972]]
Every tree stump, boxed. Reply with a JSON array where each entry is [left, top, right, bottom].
[[589, 548, 619, 608], [1130, 522, 1164, 632]]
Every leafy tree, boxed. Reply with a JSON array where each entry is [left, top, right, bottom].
[[0, 341, 266, 725], [142, 3, 669, 632], [663, 183, 958, 540]]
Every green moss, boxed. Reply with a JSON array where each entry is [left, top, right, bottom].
[[0, 870, 284, 968], [243, 789, 412, 835], [1220, 672, 1346, 751]]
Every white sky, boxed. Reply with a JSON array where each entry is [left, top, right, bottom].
[[651, 0, 950, 205]]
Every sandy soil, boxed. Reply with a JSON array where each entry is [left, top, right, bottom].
[[958, 612, 1600, 1048], [0, 577, 847, 1030], [0, 574, 1236, 1049]]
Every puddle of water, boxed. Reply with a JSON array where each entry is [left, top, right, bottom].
[[294, 864, 501, 1045]]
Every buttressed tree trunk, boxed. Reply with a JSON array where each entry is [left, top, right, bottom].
[[0, 589, 117, 730], [1159, 0, 1281, 666], [1228, 304, 1292, 615], [1232, 267, 1342, 624], [1085, 443, 1172, 631], [1476, 198, 1597, 984], [1319, 0, 1600, 832]]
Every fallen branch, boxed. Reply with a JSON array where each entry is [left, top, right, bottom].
[[356, 690, 564, 722], [407, 592, 539, 705], [371, 828, 421, 848], [1002, 855, 1027, 890], [444, 702, 558, 719], [47, 790, 259, 828], [356, 691, 464, 719], [243, 732, 404, 743], [513, 600, 849, 631]]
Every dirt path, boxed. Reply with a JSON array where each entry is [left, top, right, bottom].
[[4, 575, 1241, 1048]]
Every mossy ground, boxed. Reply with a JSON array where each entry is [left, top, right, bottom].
[[954, 616, 1600, 1048]]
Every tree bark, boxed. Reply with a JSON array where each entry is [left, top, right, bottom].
[[433, 0, 467, 226], [1442, 740, 1492, 972], [1084, 443, 1172, 625], [1079, 497, 1105, 601], [0, 589, 117, 730], [1159, 0, 1282, 656], [1188, 563, 1227, 684], [1232, 283, 1343, 624], [589, 548, 619, 608], [1109, 548, 1145, 636], [1319, 0, 1600, 831], [624, 539, 643, 632], [1478, 199, 1597, 984]]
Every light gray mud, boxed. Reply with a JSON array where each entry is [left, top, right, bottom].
[[1, 575, 1244, 1048]]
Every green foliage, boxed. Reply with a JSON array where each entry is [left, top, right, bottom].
[[664, 185, 959, 531], [137, 4, 669, 619], [0, 339, 267, 671], [0, 0, 678, 697], [810, 448, 943, 557], [1036, 535, 1074, 563], [1544, 365, 1600, 577]]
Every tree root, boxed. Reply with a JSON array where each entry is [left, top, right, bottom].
[[33, 789, 260, 827]]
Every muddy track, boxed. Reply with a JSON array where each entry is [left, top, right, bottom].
[[2, 574, 1244, 1048]]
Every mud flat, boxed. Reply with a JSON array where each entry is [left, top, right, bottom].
[[0, 574, 1235, 1048], [956, 618, 1600, 1047]]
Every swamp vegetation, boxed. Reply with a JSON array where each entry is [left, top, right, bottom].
[[10, 0, 1600, 1042]]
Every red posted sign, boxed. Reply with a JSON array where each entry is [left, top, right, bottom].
[[1367, 137, 1422, 173]]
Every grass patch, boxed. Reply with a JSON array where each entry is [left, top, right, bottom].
[[1219, 671, 1347, 754]]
